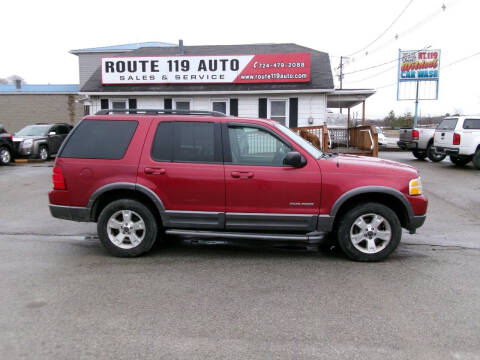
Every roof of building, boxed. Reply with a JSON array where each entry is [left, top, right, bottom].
[[70, 42, 176, 54], [80, 43, 335, 93], [0, 84, 79, 94]]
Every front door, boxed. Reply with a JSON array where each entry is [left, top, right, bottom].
[[138, 119, 225, 229], [223, 123, 322, 232]]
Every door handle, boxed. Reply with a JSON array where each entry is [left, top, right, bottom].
[[144, 167, 166, 175], [231, 171, 254, 179]]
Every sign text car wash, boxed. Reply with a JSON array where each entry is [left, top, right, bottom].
[[101, 53, 311, 84]]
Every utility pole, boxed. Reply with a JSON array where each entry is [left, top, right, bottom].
[[339, 56, 344, 90], [338, 56, 344, 113]]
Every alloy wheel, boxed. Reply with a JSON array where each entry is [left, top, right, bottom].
[[40, 147, 48, 160], [106, 210, 146, 249], [349, 213, 392, 254], [0, 148, 11, 164]]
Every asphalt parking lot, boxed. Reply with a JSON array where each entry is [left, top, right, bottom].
[[0, 153, 479, 360]]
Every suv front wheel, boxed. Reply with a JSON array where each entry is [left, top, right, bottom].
[[97, 199, 158, 257], [336, 202, 402, 262]]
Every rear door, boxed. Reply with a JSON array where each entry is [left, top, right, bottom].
[[434, 118, 458, 147], [223, 122, 322, 232], [138, 119, 225, 229]]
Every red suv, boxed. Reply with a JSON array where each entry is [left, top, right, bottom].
[[49, 110, 427, 261]]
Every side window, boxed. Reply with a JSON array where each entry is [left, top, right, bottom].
[[228, 125, 291, 166], [463, 119, 480, 129], [56, 125, 69, 135], [151, 122, 172, 161], [151, 122, 220, 163]]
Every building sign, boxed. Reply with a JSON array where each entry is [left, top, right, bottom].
[[101, 53, 310, 84], [398, 49, 440, 81]]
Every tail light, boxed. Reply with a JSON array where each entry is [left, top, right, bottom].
[[52, 166, 66, 190], [8, 134, 13, 141], [412, 129, 419, 140], [453, 133, 461, 145]]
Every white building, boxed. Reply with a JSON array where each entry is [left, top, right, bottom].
[[73, 42, 374, 127]]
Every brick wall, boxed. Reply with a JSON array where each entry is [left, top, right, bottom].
[[0, 94, 84, 132]]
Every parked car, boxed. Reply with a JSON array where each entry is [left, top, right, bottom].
[[49, 109, 428, 262], [13, 123, 73, 161], [397, 127, 446, 162], [0, 125, 14, 165], [376, 127, 386, 146], [434, 116, 480, 169]]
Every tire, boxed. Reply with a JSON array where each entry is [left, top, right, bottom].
[[472, 149, 480, 170], [97, 199, 158, 257], [0, 146, 12, 165], [427, 143, 446, 162], [412, 150, 427, 160], [449, 155, 472, 166], [39, 146, 49, 161], [336, 202, 402, 262]]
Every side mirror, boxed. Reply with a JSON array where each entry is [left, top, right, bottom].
[[283, 151, 307, 168], [48, 131, 56, 136]]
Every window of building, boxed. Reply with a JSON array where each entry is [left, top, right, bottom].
[[174, 99, 191, 111], [151, 122, 220, 163], [110, 99, 127, 110], [84, 105, 90, 116], [211, 99, 228, 115], [227, 125, 291, 166], [268, 100, 288, 126]]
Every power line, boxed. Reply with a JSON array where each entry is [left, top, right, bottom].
[[347, 64, 398, 84], [347, 0, 414, 57], [343, 45, 430, 76], [354, 0, 454, 60]]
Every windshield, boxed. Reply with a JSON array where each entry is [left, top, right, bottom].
[[437, 118, 458, 131], [376, 127, 383, 134], [16, 125, 50, 136], [274, 123, 323, 159]]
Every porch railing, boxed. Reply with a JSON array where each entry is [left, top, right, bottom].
[[290, 125, 329, 153], [291, 124, 378, 157]]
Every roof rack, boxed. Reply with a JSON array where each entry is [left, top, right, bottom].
[[95, 109, 227, 117]]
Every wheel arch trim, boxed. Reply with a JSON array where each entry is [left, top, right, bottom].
[[330, 186, 415, 219], [87, 182, 166, 222]]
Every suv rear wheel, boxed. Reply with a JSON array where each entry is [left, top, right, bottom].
[[336, 202, 401, 262], [97, 199, 158, 257]]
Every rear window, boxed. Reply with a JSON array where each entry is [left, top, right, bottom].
[[437, 118, 458, 131], [60, 120, 137, 159], [463, 119, 480, 129]]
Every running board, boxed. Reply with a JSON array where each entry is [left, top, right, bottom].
[[165, 229, 326, 243]]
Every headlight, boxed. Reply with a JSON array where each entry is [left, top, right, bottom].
[[409, 177, 423, 196], [22, 139, 33, 148]]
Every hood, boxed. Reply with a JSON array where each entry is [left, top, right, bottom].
[[12, 135, 46, 141], [320, 154, 418, 177]]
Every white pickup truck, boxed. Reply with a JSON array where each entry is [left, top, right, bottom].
[[397, 127, 446, 162], [434, 116, 480, 169]]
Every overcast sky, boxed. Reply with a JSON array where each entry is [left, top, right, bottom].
[[1, 0, 478, 118]]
